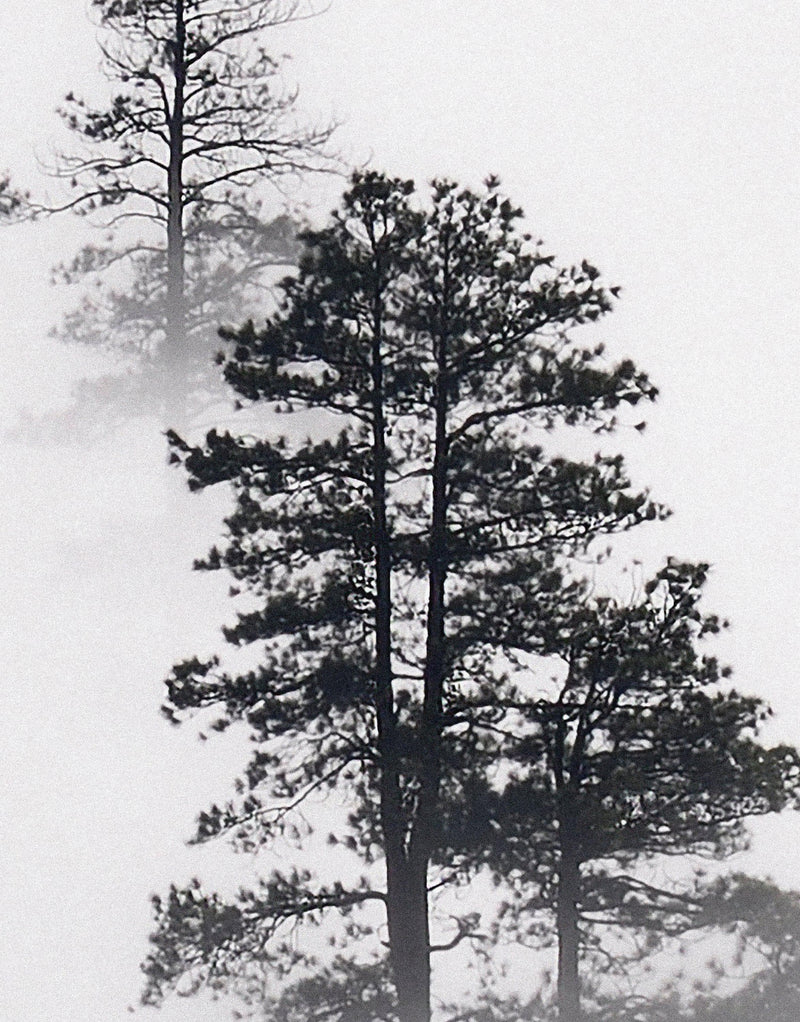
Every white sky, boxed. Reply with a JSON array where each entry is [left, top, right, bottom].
[[0, 2, 799, 1020]]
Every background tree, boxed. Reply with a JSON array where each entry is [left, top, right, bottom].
[[141, 172, 661, 1022], [586, 876, 800, 1022], [458, 560, 800, 1022], [45, 0, 332, 417], [683, 876, 800, 1022]]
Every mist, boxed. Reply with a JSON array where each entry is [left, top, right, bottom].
[[1, 2, 799, 1020]]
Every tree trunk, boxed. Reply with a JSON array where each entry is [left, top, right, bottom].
[[368, 258, 433, 1022], [386, 861, 432, 1022], [395, 259, 451, 1022], [412, 319, 448, 867], [557, 834, 582, 1022], [165, 0, 187, 380]]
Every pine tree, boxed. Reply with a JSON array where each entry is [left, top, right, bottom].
[[594, 877, 800, 1022], [44, 0, 331, 414], [463, 560, 800, 1022], [690, 876, 800, 1022], [141, 172, 661, 1022]]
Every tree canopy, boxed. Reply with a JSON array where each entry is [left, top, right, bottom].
[[462, 559, 799, 1021], [45, 0, 332, 416], [141, 172, 799, 1022]]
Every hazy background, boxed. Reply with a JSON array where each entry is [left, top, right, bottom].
[[0, 2, 798, 1019]]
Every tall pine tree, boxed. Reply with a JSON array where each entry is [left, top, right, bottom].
[[44, 0, 331, 416], [143, 172, 661, 1022]]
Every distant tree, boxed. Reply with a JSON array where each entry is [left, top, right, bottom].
[[141, 172, 660, 1022], [468, 561, 800, 1022], [683, 876, 800, 1022], [45, 0, 332, 416], [252, 956, 398, 1022], [585, 876, 800, 1022]]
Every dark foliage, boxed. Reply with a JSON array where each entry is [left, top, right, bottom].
[[143, 172, 660, 1022], [464, 559, 799, 1021], [0, 173, 27, 221], [140, 172, 798, 1022]]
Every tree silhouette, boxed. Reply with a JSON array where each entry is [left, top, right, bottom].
[[142, 172, 661, 1022], [44, 0, 332, 418], [464, 561, 800, 1022]]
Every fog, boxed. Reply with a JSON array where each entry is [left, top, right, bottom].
[[1, 2, 798, 1019]]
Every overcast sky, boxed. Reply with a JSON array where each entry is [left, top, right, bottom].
[[1, 2, 799, 1020]]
